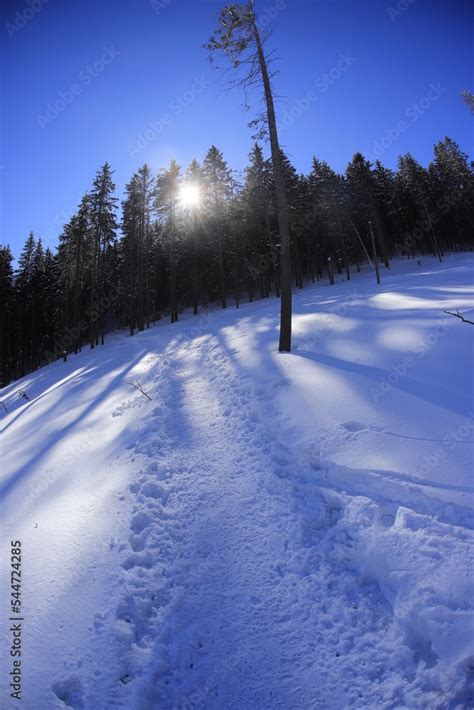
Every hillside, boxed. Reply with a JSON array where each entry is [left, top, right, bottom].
[[1, 254, 473, 709]]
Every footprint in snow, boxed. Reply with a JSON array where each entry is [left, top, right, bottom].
[[121, 550, 153, 570], [342, 421, 384, 433], [139, 480, 169, 503], [130, 511, 153, 533], [52, 676, 85, 709]]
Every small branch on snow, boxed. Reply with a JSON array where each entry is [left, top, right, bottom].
[[443, 310, 474, 325], [18, 389, 30, 401], [128, 379, 152, 401]]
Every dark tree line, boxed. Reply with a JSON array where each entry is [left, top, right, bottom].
[[1, 136, 473, 386]]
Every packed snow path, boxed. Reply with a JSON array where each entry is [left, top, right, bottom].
[[1, 256, 473, 709], [110, 340, 403, 709]]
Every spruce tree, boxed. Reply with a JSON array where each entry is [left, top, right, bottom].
[[156, 160, 181, 323], [0, 245, 15, 385], [89, 162, 118, 348], [203, 146, 235, 309]]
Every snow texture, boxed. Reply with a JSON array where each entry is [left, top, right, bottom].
[[1, 255, 473, 709]]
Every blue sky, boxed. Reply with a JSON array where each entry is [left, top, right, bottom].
[[1, 0, 472, 258]]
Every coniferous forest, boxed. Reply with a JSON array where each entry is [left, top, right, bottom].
[[1, 136, 472, 387], [2, 0, 474, 706]]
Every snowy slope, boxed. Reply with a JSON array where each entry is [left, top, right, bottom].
[[1, 254, 473, 709]]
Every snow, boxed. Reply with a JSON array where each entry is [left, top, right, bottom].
[[1, 254, 473, 709]]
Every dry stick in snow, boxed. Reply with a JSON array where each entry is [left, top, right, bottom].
[[444, 310, 474, 325], [128, 379, 152, 401]]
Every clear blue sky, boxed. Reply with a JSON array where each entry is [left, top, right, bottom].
[[1, 0, 472, 258]]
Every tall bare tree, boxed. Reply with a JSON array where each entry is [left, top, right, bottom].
[[206, 0, 292, 351]]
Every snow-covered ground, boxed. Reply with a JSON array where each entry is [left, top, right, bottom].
[[1, 254, 473, 709]]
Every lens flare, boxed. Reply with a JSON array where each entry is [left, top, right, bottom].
[[179, 183, 201, 207]]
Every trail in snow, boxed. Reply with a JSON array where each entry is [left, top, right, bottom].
[[84, 334, 472, 709], [1, 255, 473, 710]]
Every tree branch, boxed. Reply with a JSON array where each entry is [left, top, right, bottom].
[[444, 309, 474, 325], [128, 379, 152, 400]]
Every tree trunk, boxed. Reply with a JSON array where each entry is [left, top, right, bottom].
[[169, 198, 178, 323], [265, 214, 280, 297], [192, 213, 199, 315], [369, 221, 381, 285], [327, 256, 335, 285], [251, 9, 292, 352], [333, 195, 350, 280]]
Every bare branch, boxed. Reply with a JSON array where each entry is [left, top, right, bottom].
[[128, 379, 152, 400], [444, 310, 474, 325]]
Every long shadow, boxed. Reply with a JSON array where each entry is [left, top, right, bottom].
[[211, 276, 473, 423], [0, 349, 135, 435], [209, 329, 474, 527], [293, 349, 471, 416], [1, 366, 94, 435], [0, 349, 148, 501]]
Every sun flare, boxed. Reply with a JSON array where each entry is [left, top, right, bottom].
[[179, 183, 201, 207]]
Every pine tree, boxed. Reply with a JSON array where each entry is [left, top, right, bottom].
[[0, 245, 15, 385], [42, 247, 60, 361], [429, 137, 473, 250], [372, 161, 398, 258], [346, 153, 389, 267], [57, 194, 93, 355], [156, 160, 181, 323], [89, 162, 118, 347], [203, 146, 235, 309], [242, 143, 279, 298], [183, 159, 205, 314], [15, 232, 37, 376], [309, 159, 354, 279]]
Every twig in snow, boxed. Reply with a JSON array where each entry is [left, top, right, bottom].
[[18, 389, 30, 401], [443, 310, 474, 325], [128, 379, 152, 401], [0, 401, 8, 414]]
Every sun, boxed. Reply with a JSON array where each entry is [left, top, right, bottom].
[[179, 183, 201, 207]]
